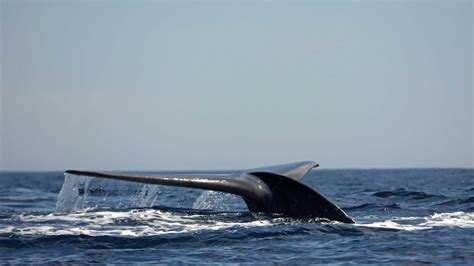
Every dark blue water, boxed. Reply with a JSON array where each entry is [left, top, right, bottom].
[[1, 169, 473, 264]]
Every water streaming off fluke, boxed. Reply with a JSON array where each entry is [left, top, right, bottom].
[[192, 190, 246, 211], [56, 174, 93, 212], [56, 173, 161, 212]]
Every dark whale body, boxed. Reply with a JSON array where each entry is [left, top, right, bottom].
[[65, 161, 354, 223]]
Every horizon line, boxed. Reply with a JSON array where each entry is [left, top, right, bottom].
[[1, 166, 473, 173]]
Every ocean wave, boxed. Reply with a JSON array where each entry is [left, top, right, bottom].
[[344, 203, 402, 211], [372, 188, 445, 200], [434, 197, 474, 206]]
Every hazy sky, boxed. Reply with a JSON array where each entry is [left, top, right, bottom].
[[1, 0, 473, 171]]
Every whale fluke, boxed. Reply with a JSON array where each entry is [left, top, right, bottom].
[[65, 161, 354, 223]]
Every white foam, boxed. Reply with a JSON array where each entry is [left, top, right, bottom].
[[2, 209, 273, 237], [357, 212, 474, 231], [3, 211, 473, 236]]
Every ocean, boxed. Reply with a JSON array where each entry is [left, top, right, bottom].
[[0, 169, 473, 264]]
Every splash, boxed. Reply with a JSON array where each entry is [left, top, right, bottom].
[[56, 173, 161, 212]]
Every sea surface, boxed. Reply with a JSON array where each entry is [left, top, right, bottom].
[[0, 169, 473, 264]]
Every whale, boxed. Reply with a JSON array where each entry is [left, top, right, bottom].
[[65, 161, 355, 223]]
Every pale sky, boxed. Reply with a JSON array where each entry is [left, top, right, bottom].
[[1, 0, 473, 171]]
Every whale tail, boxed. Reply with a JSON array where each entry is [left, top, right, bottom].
[[65, 161, 354, 223]]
